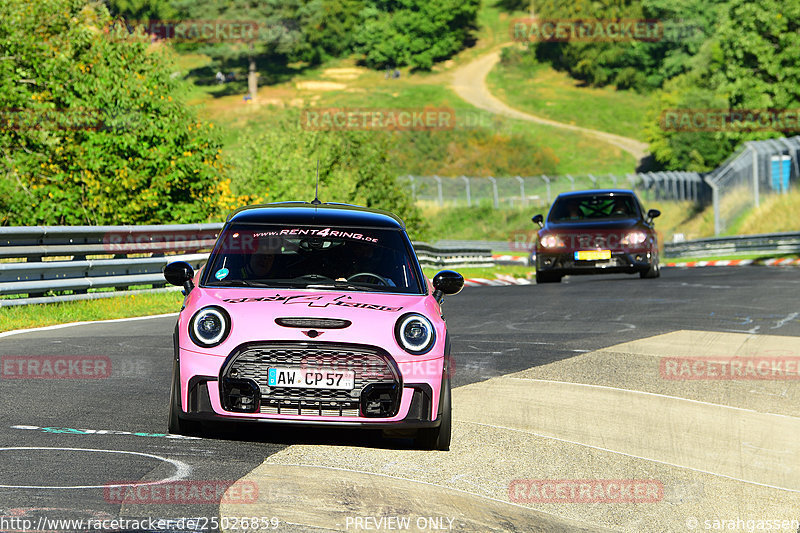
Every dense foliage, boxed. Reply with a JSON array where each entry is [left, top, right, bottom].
[[352, 0, 481, 70], [227, 109, 426, 237], [0, 0, 236, 225], [511, 0, 800, 171], [107, 0, 480, 71]]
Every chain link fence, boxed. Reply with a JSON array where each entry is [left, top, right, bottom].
[[398, 172, 707, 209], [705, 136, 800, 235], [400, 135, 800, 236]]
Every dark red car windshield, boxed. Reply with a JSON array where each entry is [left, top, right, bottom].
[[202, 224, 425, 294], [549, 195, 641, 222]]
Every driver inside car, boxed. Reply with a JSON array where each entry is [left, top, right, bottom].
[[338, 242, 397, 287], [241, 237, 282, 280]]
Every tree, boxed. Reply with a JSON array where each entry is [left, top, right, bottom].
[[227, 109, 426, 237], [0, 0, 235, 225], [353, 0, 481, 70], [646, 0, 800, 170]]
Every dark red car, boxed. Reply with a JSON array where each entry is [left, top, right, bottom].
[[532, 190, 661, 283]]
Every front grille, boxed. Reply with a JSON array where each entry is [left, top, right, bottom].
[[221, 342, 400, 417]]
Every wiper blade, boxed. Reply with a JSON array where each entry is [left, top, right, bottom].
[[304, 282, 379, 292], [209, 279, 301, 288]]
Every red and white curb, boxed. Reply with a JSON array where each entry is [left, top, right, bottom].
[[492, 254, 529, 265], [464, 275, 532, 287], [665, 258, 800, 268]]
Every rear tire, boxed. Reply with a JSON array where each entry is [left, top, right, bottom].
[[536, 271, 562, 284], [168, 359, 201, 436], [415, 368, 451, 451]]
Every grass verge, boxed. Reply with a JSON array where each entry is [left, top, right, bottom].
[[1, 265, 534, 333], [1, 291, 184, 333]]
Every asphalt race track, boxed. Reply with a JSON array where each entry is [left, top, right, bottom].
[[2, 267, 800, 533]]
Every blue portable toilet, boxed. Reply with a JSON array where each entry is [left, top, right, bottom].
[[770, 155, 791, 192]]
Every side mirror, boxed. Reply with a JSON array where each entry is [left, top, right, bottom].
[[647, 209, 661, 221], [164, 261, 195, 293], [432, 270, 464, 303], [532, 214, 544, 228]]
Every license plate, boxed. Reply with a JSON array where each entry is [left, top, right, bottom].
[[575, 250, 611, 261], [267, 367, 355, 390]]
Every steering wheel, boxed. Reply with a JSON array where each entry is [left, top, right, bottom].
[[347, 272, 390, 286]]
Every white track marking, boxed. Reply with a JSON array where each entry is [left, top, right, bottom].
[[506, 377, 800, 420], [0, 447, 190, 489]]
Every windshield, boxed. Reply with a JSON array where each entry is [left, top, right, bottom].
[[201, 224, 425, 294], [549, 194, 641, 222]]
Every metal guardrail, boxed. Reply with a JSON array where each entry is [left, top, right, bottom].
[[0, 225, 493, 307], [664, 232, 800, 259]]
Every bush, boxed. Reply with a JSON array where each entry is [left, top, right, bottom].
[[0, 0, 236, 225]]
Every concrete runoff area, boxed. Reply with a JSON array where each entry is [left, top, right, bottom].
[[221, 330, 800, 532]]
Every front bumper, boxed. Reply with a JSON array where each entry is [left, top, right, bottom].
[[536, 250, 654, 275], [176, 341, 444, 428]]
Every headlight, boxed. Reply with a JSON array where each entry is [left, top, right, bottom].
[[539, 234, 565, 248], [395, 313, 435, 355], [622, 231, 647, 246], [189, 306, 231, 347]]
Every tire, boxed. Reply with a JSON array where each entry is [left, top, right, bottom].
[[168, 359, 201, 436], [640, 255, 660, 279], [415, 367, 451, 451], [535, 271, 562, 284]]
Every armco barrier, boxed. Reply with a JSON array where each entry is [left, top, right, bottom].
[[0, 225, 493, 307], [664, 232, 800, 259]]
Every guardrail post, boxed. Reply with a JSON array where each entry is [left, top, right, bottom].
[[588, 174, 597, 188], [541, 175, 551, 203], [488, 176, 499, 208], [566, 174, 575, 191], [461, 176, 471, 207], [751, 145, 760, 208], [434, 175, 443, 206], [709, 180, 721, 235], [609, 173, 617, 187], [515, 176, 525, 206]]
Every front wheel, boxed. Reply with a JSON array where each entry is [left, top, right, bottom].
[[640, 256, 660, 278], [415, 371, 451, 451], [536, 271, 562, 284]]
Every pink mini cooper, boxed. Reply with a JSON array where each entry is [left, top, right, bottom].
[[163, 202, 464, 450]]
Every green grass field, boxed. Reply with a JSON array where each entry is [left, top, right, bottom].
[[487, 54, 651, 142]]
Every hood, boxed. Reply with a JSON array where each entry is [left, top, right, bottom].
[[546, 217, 642, 230], [179, 287, 444, 361]]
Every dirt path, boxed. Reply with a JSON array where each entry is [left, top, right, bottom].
[[450, 47, 649, 163]]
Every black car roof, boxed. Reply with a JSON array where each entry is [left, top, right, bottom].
[[555, 189, 637, 199], [226, 202, 406, 230]]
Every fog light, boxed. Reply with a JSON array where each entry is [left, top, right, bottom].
[[360, 383, 400, 418], [222, 378, 260, 413]]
